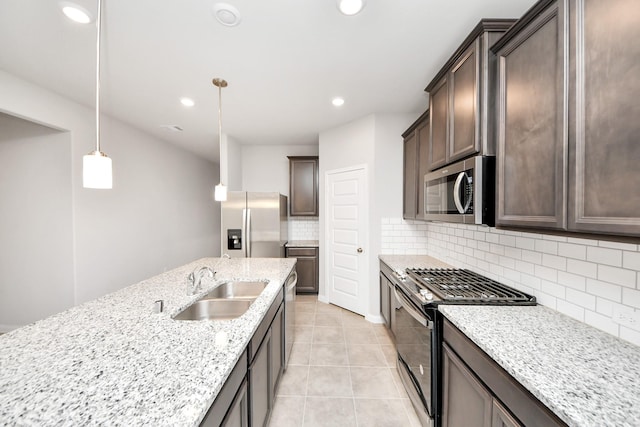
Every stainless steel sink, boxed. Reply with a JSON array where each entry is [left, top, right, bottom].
[[203, 280, 268, 300], [173, 298, 254, 321]]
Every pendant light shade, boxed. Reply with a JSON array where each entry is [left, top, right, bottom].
[[83, 151, 112, 189], [83, 0, 112, 189], [213, 78, 228, 202]]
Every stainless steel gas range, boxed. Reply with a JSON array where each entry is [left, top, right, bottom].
[[382, 264, 536, 427]]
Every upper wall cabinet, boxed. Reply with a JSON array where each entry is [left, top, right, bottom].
[[494, 0, 640, 237], [288, 156, 319, 216], [402, 110, 430, 220], [425, 20, 516, 172]]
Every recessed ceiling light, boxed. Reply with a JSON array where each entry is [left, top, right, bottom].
[[212, 3, 242, 27], [337, 0, 366, 16], [60, 2, 93, 24], [332, 97, 345, 107], [180, 97, 195, 107]]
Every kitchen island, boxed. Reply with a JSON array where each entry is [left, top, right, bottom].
[[0, 257, 296, 426]]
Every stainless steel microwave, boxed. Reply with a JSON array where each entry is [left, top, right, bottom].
[[423, 155, 495, 226]]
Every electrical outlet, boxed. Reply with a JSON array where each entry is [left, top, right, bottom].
[[612, 306, 640, 331]]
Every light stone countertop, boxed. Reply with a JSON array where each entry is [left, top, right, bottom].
[[285, 240, 319, 248], [440, 305, 640, 427], [379, 254, 640, 427], [0, 257, 296, 426]]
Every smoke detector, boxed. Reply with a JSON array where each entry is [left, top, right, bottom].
[[212, 3, 242, 27]]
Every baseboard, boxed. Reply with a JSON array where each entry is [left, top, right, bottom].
[[317, 294, 329, 304], [365, 313, 384, 324]]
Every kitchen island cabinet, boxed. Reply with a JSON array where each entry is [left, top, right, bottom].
[[0, 257, 296, 426], [494, 0, 640, 237]]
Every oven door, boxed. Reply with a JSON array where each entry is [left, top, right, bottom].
[[392, 285, 435, 427]]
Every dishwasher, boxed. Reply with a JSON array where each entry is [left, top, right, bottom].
[[283, 269, 297, 368]]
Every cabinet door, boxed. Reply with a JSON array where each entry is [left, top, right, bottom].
[[449, 42, 480, 163], [442, 343, 492, 427], [286, 248, 318, 294], [568, 0, 640, 236], [416, 116, 430, 219], [403, 132, 418, 219], [429, 76, 449, 171], [222, 380, 249, 427], [250, 329, 271, 427], [270, 304, 284, 405], [379, 273, 391, 329], [492, 400, 522, 427], [289, 157, 318, 216], [496, 1, 567, 230]]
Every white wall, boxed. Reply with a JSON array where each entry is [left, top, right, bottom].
[[226, 135, 242, 191], [319, 113, 415, 320], [241, 144, 319, 195], [0, 70, 220, 329], [0, 114, 74, 330]]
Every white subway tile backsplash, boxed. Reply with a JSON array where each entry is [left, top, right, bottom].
[[586, 279, 622, 302], [566, 259, 598, 279], [289, 217, 319, 241], [623, 288, 640, 310], [623, 251, 640, 271], [558, 242, 587, 260], [598, 265, 636, 288], [586, 246, 623, 267], [380, 218, 640, 345]]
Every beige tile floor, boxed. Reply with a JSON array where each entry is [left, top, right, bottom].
[[268, 295, 421, 427]]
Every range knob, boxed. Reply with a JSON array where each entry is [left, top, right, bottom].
[[420, 289, 434, 301]]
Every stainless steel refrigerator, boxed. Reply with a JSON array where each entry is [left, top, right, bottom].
[[221, 192, 288, 258]]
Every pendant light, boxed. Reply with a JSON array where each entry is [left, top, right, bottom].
[[213, 78, 228, 202], [83, 0, 112, 189]]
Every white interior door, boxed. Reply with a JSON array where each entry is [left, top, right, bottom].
[[325, 165, 368, 316]]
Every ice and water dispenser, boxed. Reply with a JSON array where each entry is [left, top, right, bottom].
[[227, 229, 242, 250]]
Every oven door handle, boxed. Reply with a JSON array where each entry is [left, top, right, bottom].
[[394, 287, 432, 329]]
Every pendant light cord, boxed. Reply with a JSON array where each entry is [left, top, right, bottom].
[[218, 83, 222, 158], [95, 0, 102, 153]]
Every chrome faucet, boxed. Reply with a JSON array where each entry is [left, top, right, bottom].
[[187, 266, 214, 295]]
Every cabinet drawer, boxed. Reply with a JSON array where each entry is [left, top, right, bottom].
[[286, 247, 317, 257]]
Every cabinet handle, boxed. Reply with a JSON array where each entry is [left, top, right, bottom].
[[357, 248, 363, 253]]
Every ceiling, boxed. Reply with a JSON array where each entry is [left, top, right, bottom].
[[0, 0, 536, 162]]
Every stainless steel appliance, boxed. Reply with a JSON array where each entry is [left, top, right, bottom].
[[221, 192, 288, 258], [385, 264, 536, 427], [283, 270, 297, 369], [423, 155, 494, 225]]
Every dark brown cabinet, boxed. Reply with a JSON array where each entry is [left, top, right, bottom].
[[288, 156, 318, 217], [402, 110, 430, 220], [442, 343, 493, 427], [285, 246, 318, 294], [425, 20, 515, 171], [443, 319, 566, 427], [200, 351, 248, 427], [494, 0, 567, 230], [567, 0, 640, 236], [494, 0, 640, 237], [248, 290, 285, 427]]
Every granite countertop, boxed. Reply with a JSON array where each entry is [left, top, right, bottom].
[[0, 257, 296, 426], [285, 240, 319, 248], [379, 254, 640, 427], [440, 305, 640, 427]]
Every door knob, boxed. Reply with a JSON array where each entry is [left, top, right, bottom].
[[357, 248, 363, 253]]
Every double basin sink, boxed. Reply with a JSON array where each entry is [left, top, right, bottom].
[[174, 280, 268, 321]]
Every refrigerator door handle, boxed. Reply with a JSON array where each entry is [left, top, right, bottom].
[[242, 208, 248, 257], [246, 208, 252, 257]]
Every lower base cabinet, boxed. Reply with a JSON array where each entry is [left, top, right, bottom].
[[443, 319, 566, 427], [285, 247, 318, 294], [201, 287, 286, 427]]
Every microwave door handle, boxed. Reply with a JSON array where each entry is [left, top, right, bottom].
[[453, 172, 466, 214]]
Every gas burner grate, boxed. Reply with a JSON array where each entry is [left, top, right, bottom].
[[406, 268, 536, 304]]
